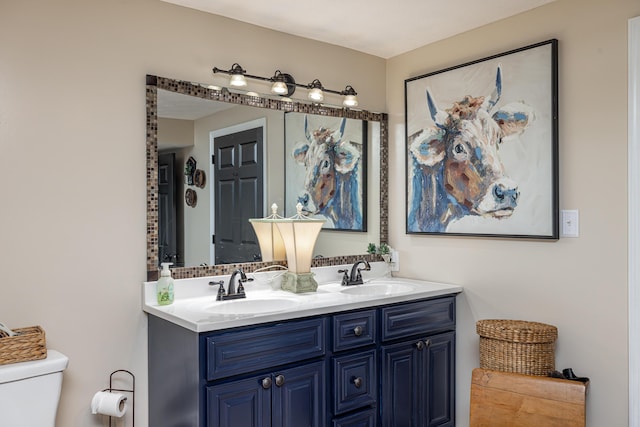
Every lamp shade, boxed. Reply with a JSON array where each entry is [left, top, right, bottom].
[[248, 203, 287, 262], [271, 81, 288, 94], [343, 94, 358, 107], [229, 73, 247, 87], [249, 219, 286, 261], [275, 219, 324, 274], [308, 87, 324, 102]]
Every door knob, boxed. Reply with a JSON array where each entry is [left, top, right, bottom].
[[262, 377, 272, 389], [275, 374, 285, 387], [416, 341, 424, 350]]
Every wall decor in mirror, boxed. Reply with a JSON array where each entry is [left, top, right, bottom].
[[285, 112, 368, 231], [146, 75, 388, 280]]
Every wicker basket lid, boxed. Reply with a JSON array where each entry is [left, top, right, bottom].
[[476, 319, 557, 343]]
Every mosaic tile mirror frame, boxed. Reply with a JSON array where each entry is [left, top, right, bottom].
[[146, 75, 389, 280]]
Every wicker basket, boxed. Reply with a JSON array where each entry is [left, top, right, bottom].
[[477, 319, 557, 376], [0, 326, 47, 365]]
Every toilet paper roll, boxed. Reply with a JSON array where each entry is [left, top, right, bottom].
[[91, 391, 128, 418]]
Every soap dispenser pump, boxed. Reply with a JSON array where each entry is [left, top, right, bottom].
[[157, 262, 174, 305]]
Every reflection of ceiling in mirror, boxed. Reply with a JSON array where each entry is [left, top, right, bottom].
[[158, 90, 236, 120]]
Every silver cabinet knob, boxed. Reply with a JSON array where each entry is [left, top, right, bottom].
[[353, 377, 363, 388], [353, 325, 364, 336], [424, 339, 431, 347], [262, 377, 272, 389], [416, 340, 424, 350], [275, 374, 285, 387]]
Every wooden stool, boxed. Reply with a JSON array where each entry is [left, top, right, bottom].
[[469, 368, 588, 427]]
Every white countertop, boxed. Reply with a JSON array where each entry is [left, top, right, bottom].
[[142, 263, 463, 333]]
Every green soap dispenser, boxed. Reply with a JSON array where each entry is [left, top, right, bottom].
[[157, 262, 174, 305]]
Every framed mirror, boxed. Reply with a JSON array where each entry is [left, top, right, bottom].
[[146, 75, 388, 280]]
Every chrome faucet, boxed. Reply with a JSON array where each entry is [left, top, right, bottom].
[[228, 269, 248, 295], [210, 268, 253, 300], [338, 259, 371, 286]]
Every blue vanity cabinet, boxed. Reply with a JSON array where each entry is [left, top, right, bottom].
[[148, 293, 457, 427], [379, 297, 456, 427]]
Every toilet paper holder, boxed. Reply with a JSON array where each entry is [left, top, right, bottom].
[[101, 369, 135, 427]]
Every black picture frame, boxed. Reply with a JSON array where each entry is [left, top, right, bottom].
[[405, 39, 559, 239]]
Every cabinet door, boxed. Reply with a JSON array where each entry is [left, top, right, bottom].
[[380, 341, 422, 427], [272, 361, 325, 427], [380, 332, 455, 427], [207, 375, 271, 427], [424, 331, 455, 427]]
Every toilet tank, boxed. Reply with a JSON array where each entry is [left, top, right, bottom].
[[0, 350, 69, 427]]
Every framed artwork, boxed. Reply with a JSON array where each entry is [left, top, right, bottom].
[[405, 39, 559, 239], [285, 112, 368, 232]]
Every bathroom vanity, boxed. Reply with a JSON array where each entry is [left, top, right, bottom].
[[145, 268, 461, 426]]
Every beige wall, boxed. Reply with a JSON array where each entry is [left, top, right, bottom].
[[1, 0, 638, 426], [387, 0, 639, 425], [0, 1, 384, 426]]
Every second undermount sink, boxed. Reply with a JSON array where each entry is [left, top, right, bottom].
[[187, 297, 300, 316], [340, 281, 416, 296]]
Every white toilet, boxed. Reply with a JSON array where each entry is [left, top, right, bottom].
[[0, 350, 69, 426]]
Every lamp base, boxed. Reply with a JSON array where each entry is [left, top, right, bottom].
[[281, 272, 318, 293]]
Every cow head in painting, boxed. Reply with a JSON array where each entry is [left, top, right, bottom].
[[408, 66, 534, 232], [292, 116, 363, 230]]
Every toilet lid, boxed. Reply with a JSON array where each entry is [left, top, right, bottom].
[[0, 350, 69, 384]]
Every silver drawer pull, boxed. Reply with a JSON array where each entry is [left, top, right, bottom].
[[416, 340, 424, 350], [262, 377, 272, 389], [275, 374, 285, 387], [353, 325, 364, 336], [352, 377, 363, 388], [424, 339, 431, 347]]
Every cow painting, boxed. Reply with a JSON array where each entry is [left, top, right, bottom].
[[291, 116, 364, 230], [408, 66, 535, 233]]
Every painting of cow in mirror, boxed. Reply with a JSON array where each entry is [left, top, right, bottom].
[[285, 113, 367, 231], [405, 40, 558, 239]]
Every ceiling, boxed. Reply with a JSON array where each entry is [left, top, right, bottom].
[[161, 0, 555, 58]]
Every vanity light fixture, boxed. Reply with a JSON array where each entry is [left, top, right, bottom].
[[212, 63, 358, 107]]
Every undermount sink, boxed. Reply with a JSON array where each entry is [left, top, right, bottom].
[[187, 297, 300, 315], [340, 281, 415, 296]]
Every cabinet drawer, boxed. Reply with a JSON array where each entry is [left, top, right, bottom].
[[333, 309, 376, 352], [333, 407, 377, 427], [381, 296, 455, 342], [206, 318, 325, 380], [333, 349, 377, 415]]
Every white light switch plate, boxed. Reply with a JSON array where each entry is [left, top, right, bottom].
[[390, 249, 400, 272], [561, 209, 579, 237]]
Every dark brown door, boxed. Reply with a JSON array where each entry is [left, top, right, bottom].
[[158, 152, 179, 266], [214, 127, 263, 264]]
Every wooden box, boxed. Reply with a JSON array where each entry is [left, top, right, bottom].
[[469, 368, 588, 427]]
